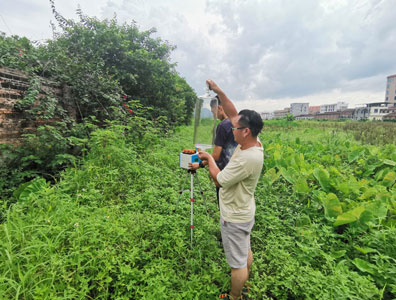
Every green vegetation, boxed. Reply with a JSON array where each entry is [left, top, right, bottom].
[[1, 119, 395, 299], [1, 5, 395, 299], [0, 5, 197, 199]]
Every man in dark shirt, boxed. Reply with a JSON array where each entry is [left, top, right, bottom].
[[190, 96, 237, 205]]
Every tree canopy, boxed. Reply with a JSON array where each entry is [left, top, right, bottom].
[[0, 2, 197, 125]]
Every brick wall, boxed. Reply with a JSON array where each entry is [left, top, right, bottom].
[[0, 67, 74, 144]]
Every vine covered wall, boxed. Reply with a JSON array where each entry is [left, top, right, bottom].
[[0, 67, 74, 144]]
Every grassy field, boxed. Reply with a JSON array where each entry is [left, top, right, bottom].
[[0, 120, 395, 299]]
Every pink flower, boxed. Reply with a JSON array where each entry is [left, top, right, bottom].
[[123, 95, 127, 99], [128, 109, 133, 114]]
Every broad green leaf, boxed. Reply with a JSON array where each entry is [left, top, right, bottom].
[[313, 168, 331, 192], [330, 250, 346, 259], [353, 258, 376, 274], [383, 159, 396, 167], [280, 167, 298, 185], [294, 177, 310, 194], [274, 150, 282, 161], [359, 187, 377, 201], [14, 177, 47, 202], [366, 200, 388, 219], [265, 168, 280, 185], [347, 175, 361, 195], [382, 171, 396, 187], [354, 246, 377, 254], [348, 149, 363, 163], [322, 193, 342, 219], [336, 182, 350, 195], [333, 206, 365, 226], [329, 166, 342, 178]]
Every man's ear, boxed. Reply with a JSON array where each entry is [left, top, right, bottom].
[[243, 127, 251, 138]]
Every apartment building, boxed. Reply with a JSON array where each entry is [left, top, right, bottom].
[[367, 102, 396, 121], [385, 74, 396, 107], [320, 102, 348, 113]]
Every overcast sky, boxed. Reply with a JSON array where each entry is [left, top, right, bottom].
[[1, 0, 396, 112]]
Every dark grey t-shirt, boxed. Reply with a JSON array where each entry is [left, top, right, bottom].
[[214, 118, 237, 170]]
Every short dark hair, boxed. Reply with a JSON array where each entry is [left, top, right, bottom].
[[238, 109, 263, 137], [210, 95, 221, 107]]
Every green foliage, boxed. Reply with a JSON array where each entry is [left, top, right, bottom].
[[1, 121, 395, 299], [0, 32, 40, 71], [39, 1, 196, 125], [1, 4, 198, 207]]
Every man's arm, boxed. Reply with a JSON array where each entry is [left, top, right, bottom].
[[206, 80, 238, 121], [198, 151, 221, 187], [211, 145, 222, 162]]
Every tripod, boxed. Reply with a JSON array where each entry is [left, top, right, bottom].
[[174, 169, 208, 246]]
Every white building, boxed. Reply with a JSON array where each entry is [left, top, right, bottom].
[[320, 102, 348, 113], [261, 112, 274, 120], [367, 102, 394, 121], [290, 103, 309, 116]]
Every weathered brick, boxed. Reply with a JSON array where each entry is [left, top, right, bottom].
[[0, 67, 76, 145]]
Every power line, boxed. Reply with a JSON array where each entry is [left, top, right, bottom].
[[0, 14, 13, 35]]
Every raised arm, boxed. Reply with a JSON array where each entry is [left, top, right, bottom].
[[206, 80, 238, 121]]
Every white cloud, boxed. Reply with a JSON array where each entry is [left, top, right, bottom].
[[1, 0, 395, 112]]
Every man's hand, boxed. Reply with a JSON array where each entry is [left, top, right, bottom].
[[206, 80, 222, 94], [206, 79, 238, 120], [198, 151, 211, 161], [188, 162, 200, 170]]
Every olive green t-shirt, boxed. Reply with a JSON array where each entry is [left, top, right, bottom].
[[216, 142, 264, 223]]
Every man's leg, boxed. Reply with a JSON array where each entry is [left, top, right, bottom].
[[247, 249, 253, 274], [230, 267, 248, 299], [229, 250, 252, 299]]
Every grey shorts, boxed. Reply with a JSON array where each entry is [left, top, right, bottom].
[[220, 217, 255, 268]]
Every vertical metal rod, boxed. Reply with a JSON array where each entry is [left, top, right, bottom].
[[174, 171, 189, 212], [190, 172, 194, 246]]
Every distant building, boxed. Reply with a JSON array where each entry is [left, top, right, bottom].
[[274, 107, 290, 119], [315, 111, 341, 120], [309, 106, 320, 115], [290, 103, 309, 116], [367, 102, 396, 121], [261, 112, 274, 120], [295, 114, 314, 120], [339, 109, 355, 120], [353, 106, 369, 121], [320, 102, 348, 113], [383, 109, 396, 121], [385, 74, 396, 107]]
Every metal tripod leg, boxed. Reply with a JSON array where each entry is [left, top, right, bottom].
[[194, 173, 208, 215], [174, 169, 209, 246], [174, 170, 190, 213], [190, 171, 194, 245]]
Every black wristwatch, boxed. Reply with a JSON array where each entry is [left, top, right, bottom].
[[199, 161, 205, 168]]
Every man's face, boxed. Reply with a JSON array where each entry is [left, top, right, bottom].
[[231, 115, 246, 144]]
